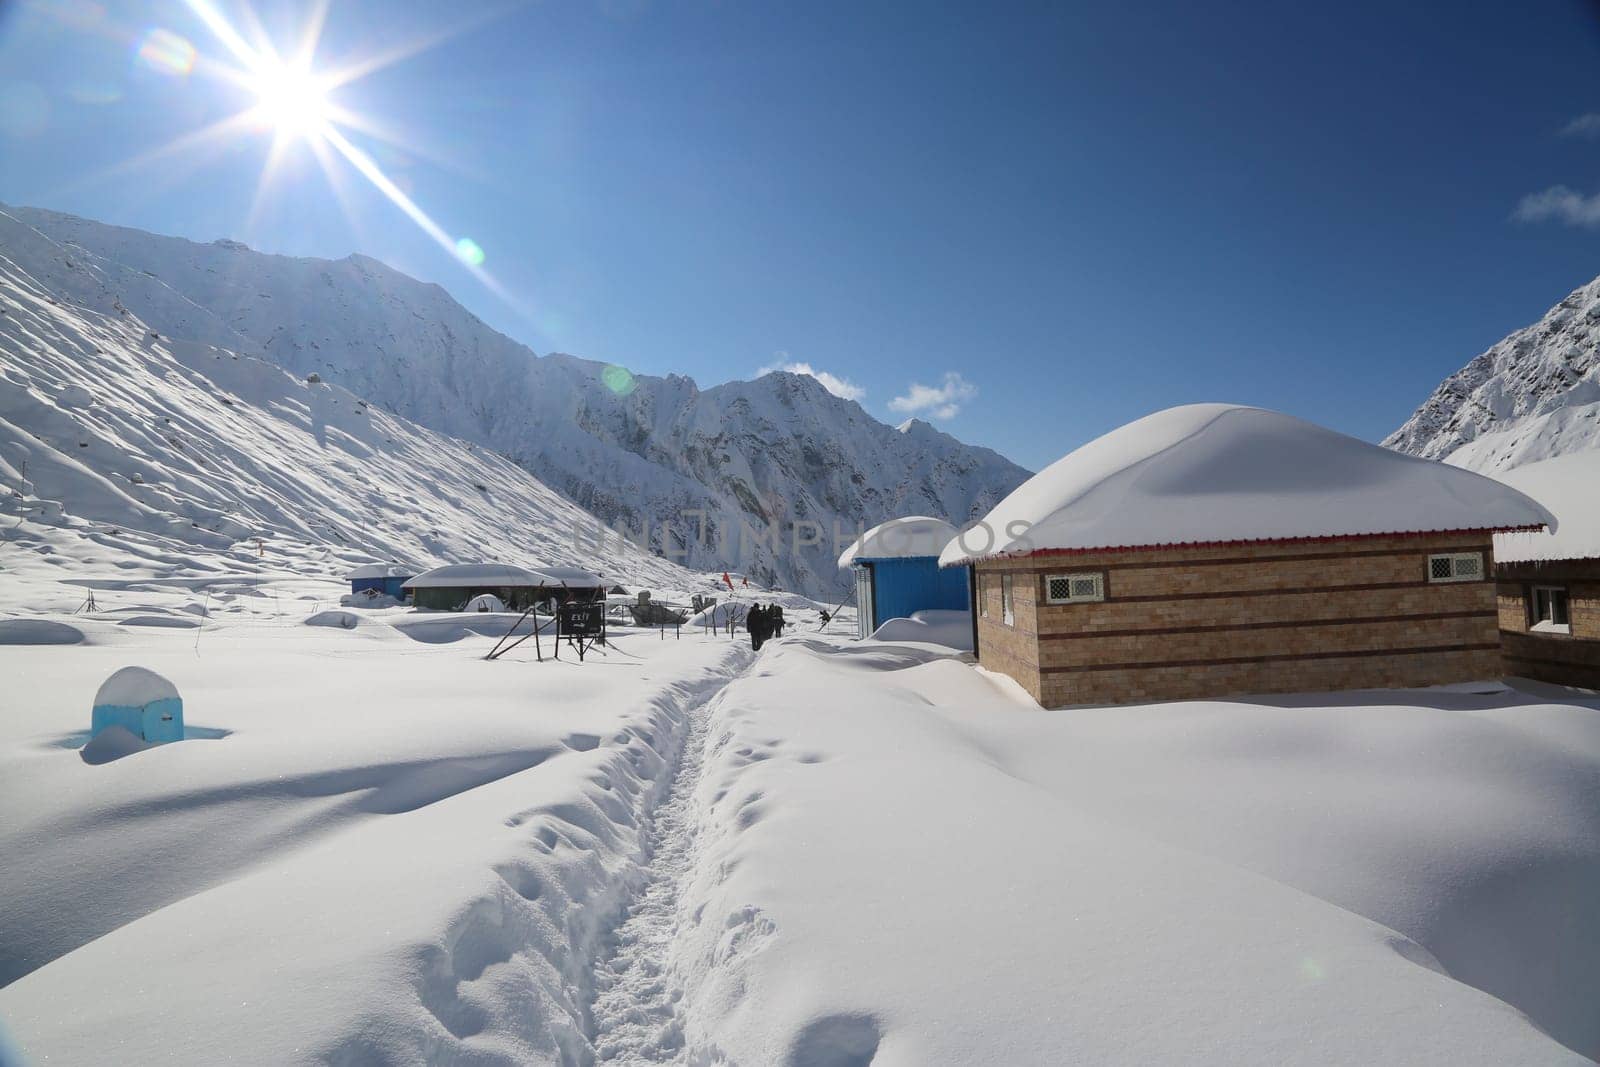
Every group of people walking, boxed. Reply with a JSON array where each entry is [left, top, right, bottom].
[[746, 602, 785, 650]]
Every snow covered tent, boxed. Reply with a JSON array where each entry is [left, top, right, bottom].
[[839, 516, 970, 639], [347, 563, 414, 599], [1489, 452, 1600, 689], [941, 404, 1557, 707], [91, 666, 183, 744]]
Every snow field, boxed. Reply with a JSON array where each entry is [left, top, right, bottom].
[[665, 636, 1600, 1065], [0, 602, 759, 1065]]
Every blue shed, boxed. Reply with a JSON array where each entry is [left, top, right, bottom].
[[839, 516, 970, 639], [91, 666, 183, 744], [348, 563, 414, 599]]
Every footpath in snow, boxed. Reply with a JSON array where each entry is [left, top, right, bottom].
[[0, 602, 755, 1065]]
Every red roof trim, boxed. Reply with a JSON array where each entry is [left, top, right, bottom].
[[959, 526, 1548, 563]]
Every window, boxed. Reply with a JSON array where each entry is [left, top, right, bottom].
[[1427, 552, 1483, 583], [1532, 585, 1571, 634], [1001, 573, 1015, 626], [980, 573, 990, 618], [1045, 572, 1105, 604]]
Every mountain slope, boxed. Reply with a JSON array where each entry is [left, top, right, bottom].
[[0, 225, 703, 594], [1384, 276, 1600, 472], [1, 204, 1031, 597]]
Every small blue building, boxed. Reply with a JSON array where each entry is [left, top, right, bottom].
[[839, 516, 970, 639], [91, 666, 184, 744], [348, 563, 414, 599]]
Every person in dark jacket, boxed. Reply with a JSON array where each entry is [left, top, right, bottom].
[[770, 604, 785, 638], [747, 603, 768, 650]]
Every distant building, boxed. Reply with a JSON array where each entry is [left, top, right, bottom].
[[840, 516, 970, 640], [1490, 453, 1599, 690], [347, 563, 414, 599], [942, 404, 1555, 707], [402, 563, 606, 612]]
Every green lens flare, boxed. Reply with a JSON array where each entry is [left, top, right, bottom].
[[454, 237, 485, 266], [602, 365, 636, 395]]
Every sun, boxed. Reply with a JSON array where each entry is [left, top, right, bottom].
[[246, 60, 332, 139]]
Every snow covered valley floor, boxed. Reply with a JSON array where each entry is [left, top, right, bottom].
[[2, 598, 1599, 1065]]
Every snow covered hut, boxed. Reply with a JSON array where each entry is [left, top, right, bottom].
[[402, 563, 607, 612], [1489, 453, 1600, 689], [91, 667, 183, 743], [840, 516, 970, 640], [403, 564, 549, 612], [347, 563, 413, 599], [941, 404, 1557, 707]]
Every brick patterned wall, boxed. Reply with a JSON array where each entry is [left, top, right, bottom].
[[1495, 560, 1600, 689], [974, 533, 1500, 707]]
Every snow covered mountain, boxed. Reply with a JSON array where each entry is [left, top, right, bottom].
[[1384, 275, 1600, 472], [0, 205, 1031, 597], [0, 222, 706, 594]]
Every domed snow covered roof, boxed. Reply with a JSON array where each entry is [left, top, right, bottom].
[[402, 563, 546, 589], [1489, 452, 1600, 564], [94, 666, 180, 708], [940, 404, 1557, 566], [532, 565, 605, 588], [839, 516, 961, 567]]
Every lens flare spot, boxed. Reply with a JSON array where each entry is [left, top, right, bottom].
[[1297, 957, 1325, 982], [454, 237, 485, 266], [602, 365, 637, 396], [136, 28, 196, 77]]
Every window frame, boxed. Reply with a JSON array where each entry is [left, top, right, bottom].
[[1043, 571, 1107, 605], [1531, 584, 1571, 634], [1426, 552, 1484, 584]]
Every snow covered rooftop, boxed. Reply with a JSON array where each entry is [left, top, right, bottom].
[[402, 564, 547, 589], [531, 565, 606, 589], [941, 404, 1558, 565], [838, 516, 960, 567], [1488, 451, 1600, 563], [346, 563, 413, 580], [93, 666, 179, 708]]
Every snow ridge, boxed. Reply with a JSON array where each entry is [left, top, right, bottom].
[[1, 204, 1032, 598], [1384, 275, 1600, 471]]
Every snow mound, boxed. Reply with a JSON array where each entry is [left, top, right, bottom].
[[305, 610, 361, 630], [688, 601, 745, 629], [0, 619, 84, 645], [464, 593, 505, 613], [79, 724, 153, 765], [837, 516, 959, 566], [869, 609, 973, 650], [1489, 451, 1600, 563], [340, 591, 400, 608], [944, 404, 1558, 564], [93, 666, 179, 707]]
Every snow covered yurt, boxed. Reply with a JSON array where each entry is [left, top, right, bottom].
[[942, 404, 1557, 708], [403, 564, 549, 612], [347, 563, 414, 599], [839, 516, 970, 639], [1488, 452, 1600, 690], [91, 667, 183, 744]]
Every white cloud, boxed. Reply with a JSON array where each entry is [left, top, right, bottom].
[[757, 354, 866, 402], [889, 372, 977, 421], [1512, 185, 1600, 228], [1560, 113, 1600, 138]]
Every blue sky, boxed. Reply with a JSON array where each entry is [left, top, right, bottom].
[[1, 0, 1597, 470]]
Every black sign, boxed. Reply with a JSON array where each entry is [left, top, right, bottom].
[[558, 601, 605, 639]]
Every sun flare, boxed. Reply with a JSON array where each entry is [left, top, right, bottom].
[[247, 61, 331, 139]]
